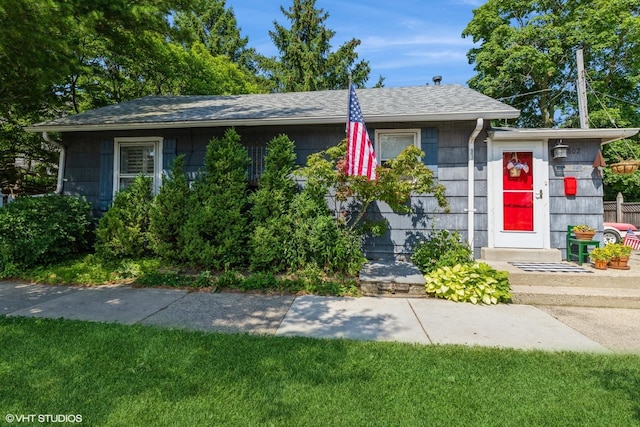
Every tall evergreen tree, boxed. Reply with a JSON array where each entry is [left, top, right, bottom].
[[181, 128, 250, 269], [249, 134, 298, 272], [261, 0, 371, 91], [173, 0, 260, 73], [149, 155, 190, 262]]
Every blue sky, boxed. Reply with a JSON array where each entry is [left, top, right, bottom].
[[225, 0, 485, 87]]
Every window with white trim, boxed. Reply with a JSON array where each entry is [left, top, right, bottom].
[[114, 137, 163, 195], [374, 129, 421, 164]]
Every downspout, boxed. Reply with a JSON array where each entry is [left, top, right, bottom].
[[43, 132, 65, 194], [466, 118, 483, 252]]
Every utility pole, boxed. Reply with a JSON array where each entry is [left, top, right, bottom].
[[576, 48, 589, 128]]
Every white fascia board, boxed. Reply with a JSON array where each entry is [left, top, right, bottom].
[[25, 111, 520, 133], [489, 128, 639, 143]]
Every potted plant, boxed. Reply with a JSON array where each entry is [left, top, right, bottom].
[[608, 243, 632, 269], [589, 247, 611, 270], [573, 225, 596, 240]]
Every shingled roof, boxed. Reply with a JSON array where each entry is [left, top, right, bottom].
[[27, 84, 520, 133]]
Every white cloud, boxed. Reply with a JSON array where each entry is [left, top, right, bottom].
[[372, 50, 469, 70], [360, 35, 473, 51]]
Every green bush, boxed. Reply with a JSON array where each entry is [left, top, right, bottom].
[[285, 190, 364, 275], [149, 155, 190, 263], [424, 263, 511, 304], [249, 134, 298, 224], [249, 134, 298, 272], [240, 272, 278, 291], [411, 229, 473, 274], [250, 220, 293, 272], [215, 270, 244, 288], [94, 175, 154, 260], [0, 195, 92, 275], [181, 128, 250, 269]]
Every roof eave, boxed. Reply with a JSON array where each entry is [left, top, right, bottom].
[[489, 128, 640, 144], [25, 111, 520, 133]]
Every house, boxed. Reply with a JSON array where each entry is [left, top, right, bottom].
[[26, 85, 639, 261]]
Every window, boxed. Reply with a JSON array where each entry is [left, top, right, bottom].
[[246, 145, 266, 186], [374, 129, 421, 164], [114, 137, 163, 195]]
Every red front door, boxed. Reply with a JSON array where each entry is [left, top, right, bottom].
[[491, 141, 548, 249], [503, 151, 534, 231]]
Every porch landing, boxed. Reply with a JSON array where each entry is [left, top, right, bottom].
[[480, 248, 562, 262], [359, 251, 640, 309]]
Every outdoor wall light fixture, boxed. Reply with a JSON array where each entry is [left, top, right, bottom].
[[552, 140, 569, 159]]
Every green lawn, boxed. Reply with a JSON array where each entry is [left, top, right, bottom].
[[1, 317, 639, 426]]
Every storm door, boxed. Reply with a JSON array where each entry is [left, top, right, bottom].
[[490, 142, 548, 248]]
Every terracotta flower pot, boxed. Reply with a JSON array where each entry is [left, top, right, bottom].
[[574, 231, 596, 240], [609, 256, 630, 270], [593, 259, 608, 270]]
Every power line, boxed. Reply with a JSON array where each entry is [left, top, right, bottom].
[[496, 88, 552, 101], [585, 78, 617, 128], [590, 90, 640, 108]]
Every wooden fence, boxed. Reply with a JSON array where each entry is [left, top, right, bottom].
[[604, 193, 640, 226]]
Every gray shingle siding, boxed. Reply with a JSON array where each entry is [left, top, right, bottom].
[[547, 140, 605, 258], [41, 84, 524, 260], [62, 120, 483, 258]]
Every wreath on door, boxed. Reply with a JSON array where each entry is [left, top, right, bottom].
[[506, 153, 529, 177]]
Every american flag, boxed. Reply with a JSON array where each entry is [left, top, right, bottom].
[[623, 228, 640, 251], [346, 84, 377, 180]]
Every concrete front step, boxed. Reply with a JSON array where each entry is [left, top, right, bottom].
[[360, 258, 640, 308], [511, 285, 640, 309], [480, 248, 562, 262], [505, 270, 640, 288]]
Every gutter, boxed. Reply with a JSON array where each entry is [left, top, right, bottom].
[[24, 111, 521, 134], [466, 118, 483, 251], [489, 127, 639, 143], [43, 132, 65, 194]]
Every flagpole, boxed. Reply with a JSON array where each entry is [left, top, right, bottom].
[[346, 75, 352, 137]]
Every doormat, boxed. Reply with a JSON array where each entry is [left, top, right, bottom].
[[509, 262, 593, 273]]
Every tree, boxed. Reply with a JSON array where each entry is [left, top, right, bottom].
[[462, 0, 579, 128], [248, 134, 298, 272], [173, 0, 261, 74], [462, 0, 640, 128], [261, 0, 371, 91], [0, 0, 264, 196], [181, 128, 250, 269], [94, 175, 155, 260], [149, 155, 190, 263], [299, 140, 449, 234]]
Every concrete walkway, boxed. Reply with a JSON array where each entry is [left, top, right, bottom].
[[1, 280, 624, 353]]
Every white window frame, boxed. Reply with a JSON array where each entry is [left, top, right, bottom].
[[113, 137, 163, 196], [374, 129, 421, 164]]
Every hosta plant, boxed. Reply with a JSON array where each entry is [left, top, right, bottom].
[[424, 262, 511, 304]]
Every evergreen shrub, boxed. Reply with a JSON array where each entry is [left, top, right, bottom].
[[249, 134, 298, 272], [180, 129, 250, 269], [149, 155, 190, 262], [94, 175, 154, 260]]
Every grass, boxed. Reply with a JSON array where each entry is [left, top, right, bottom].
[[1, 317, 640, 426], [16, 254, 163, 286], [14, 254, 360, 296]]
